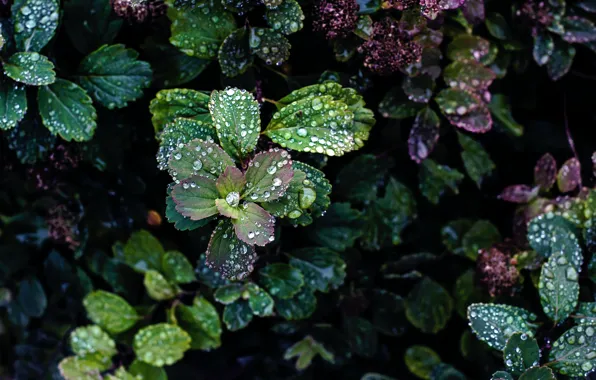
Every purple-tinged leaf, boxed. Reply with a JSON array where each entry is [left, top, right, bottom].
[[561, 17, 596, 43], [206, 220, 257, 280], [576, 0, 596, 13], [216, 199, 240, 219], [402, 75, 435, 103], [172, 175, 219, 220], [534, 153, 557, 190], [443, 61, 496, 92], [546, 39, 575, 81], [498, 185, 540, 204], [440, 0, 465, 10], [233, 202, 275, 246], [463, 0, 485, 25], [243, 148, 294, 203], [533, 31, 554, 67], [168, 138, 235, 182], [435, 88, 492, 133], [420, 0, 441, 20], [408, 107, 440, 163], [446, 35, 490, 63], [557, 158, 582, 193], [216, 166, 245, 198]]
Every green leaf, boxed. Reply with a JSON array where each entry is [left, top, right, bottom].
[[441, 219, 475, 254], [250, 28, 291, 65], [223, 300, 253, 331], [461, 220, 501, 260], [491, 372, 514, 380], [0, 77, 27, 130], [533, 31, 554, 66], [265, 0, 304, 35], [408, 107, 440, 163], [404, 345, 441, 380], [259, 263, 304, 299], [419, 159, 464, 204], [168, 139, 234, 182], [335, 154, 391, 203], [83, 290, 139, 334], [122, 230, 165, 273], [58, 357, 103, 380], [63, 0, 122, 55], [171, 175, 219, 220], [430, 364, 467, 380], [261, 169, 313, 223], [546, 39, 575, 81], [167, 0, 236, 59], [293, 161, 332, 219], [283, 335, 335, 370], [218, 27, 252, 78], [12, 0, 59, 52], [467, 303, 537, 351], [539, 250, 579, 323], [16, 276, 46, 318], [162, 251, 195, 284], [174, 296, 222, 350], [150, 88, 211, 135], [405, 277, 453, 334], [157, 118, 217, 171], [274, 287, 317, 320], [76, 44, 152, 109], [208, 87, 261, 159], [488, 94, 523, 137], [344, 317, 378, 357], [574, 302, 596, 325], [3, 52, 55, 86], [243, 148, 294, 202], [144, 270, 179, 301], [527, 213, 582, 267], [69, 325, 117, 367], [38, 79, 98, 141], [518, 367, 556, 380], [246, 282, 275, 316], [402, 75, 435, 104], [134, 323, 191, 367], [232, 202, 275, 246], [435, 88, 492, 133], [206, 220, 257, 280], [503, 332, 540, 375], [485, 13, 512, 40], [549, 324, 596, 376], [128, 360, 168, 380], [457, 132, 496, 187], [106, 367, 136, 380], [306, 203, 364, 251], [447, 35, 490, 63], [370, 289, 407, 336], [213, 283, 244, 306], [289, 248, 346, 292], [379, 87, 424, 119], [453, 269, 486, 318]]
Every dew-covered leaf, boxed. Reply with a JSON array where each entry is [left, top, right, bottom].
[[430, 364, 466, 380], [134, 323, 191, 367], [539, 250, 579, 323], [405, 277, 453, 334], [503, 332, 540, 375], [533, 31, 554, 67], [404, 345, 441, 380], [518, 367, 556, 380], [561, 16, 596, 43], [168, 0, 236, 59], [557, 157, 581, 193], [169, 139, 234, 182], [162, 251, 195, 284], [488, 94, 523, 137], [58, 357, 103, 380], [150, 88, 211, 135], [166, 191, 213, 231], [485, 13, 512, 40], [379, 87, 425, 119], [223, 300, 253, 331], [283, 335, 335, 370], [106, 367, 136, 380], [121, 229, 165, 273], [491, 371, 514, 380], [527, 213, 582, 267], [575, 302, 596, 325], [467, 303, 537, 351], [12, 0, 59, 52], [454, 269, 487, 318], [129, 360, 167, 380], [0, 77, 27, 130], [214, 283, 244, 305], [261, 170, 313, 223], [408, 107, 440, 163], [232, 202, 275, 246], [206, 220, 257, 280], [144, 270, 179, 301], [83, 290, 139, 334], [265, 0, 304, 35], [289, 248, 346, 292], [249, 28, 291, 66], [534, 153, 557, 190], [209, 87, 260, 159], [444, 61, 496, 92], [402, 75, 435, 104], [171, 175, 219, 220], [218, 28, 252, 78], [549, 324, 596, 376], [76, 44, 152, 109], [174, 296, 222, 350], [259, 263, 304, 299], [306, 203, 364, 251], [274, 287, 317, 320], [157, 119, 217, 171], [446, 35, 490, 63], [69, 325, 117, 367], [221, 0, 256, 13], [546, 39, 575, 81], [499, 185, 539, 204], [246, 282, 275, 316], [4, 52, 55, 86], [63, 0, 122, 55], [335, 154, 392, 203], [293, 161, 332, 219], [419, 159, 464, 204], [38, 79, 97, 141], [244, 149, 293, 202], [457, 132, 495, 187], [435, 88, 492, 133]]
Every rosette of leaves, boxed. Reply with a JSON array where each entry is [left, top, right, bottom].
[[163, 0, 304, 77], [1, 0, 151, 141]]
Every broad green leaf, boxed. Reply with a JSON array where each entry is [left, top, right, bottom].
[[370, 289, 407, 336], [488, 94, 523, 137], [447, 35, 490, 63], [283, 335, 335, 370], [4, 52, 55, 86], [222, 0, 255, 13], [214, 283, 244, 304], [574, 302, 596, 325], [485, 13, 512, 40], [345, 317, 378, 357], [453, 269, 486, 318], [171, 175, 219, 220], [83, 290, 139, 334], [12, 0, 59, 52], [404, 345, 441, 380], [467, 303, 537, 350], [167, 0, 236, 59], [274, 287, 317, 320], [206, 220, 257, 280], [232, 202, 275, 246], [457, 132, 495, 187], [38, 79, 98, 141], [503, 333, 540, 375], [549, 324, 596, 376], [246, 282, 275, 316], [106, 367, 136, 380], [259, 263, 304, 299], [218, 27, 252, 77], [265, 0, 304, 35], [533, 31, 554, 66], [557, 157, 581, 193], [157, 118, 217, 171], [16, 276, 46, 317], [527, 213, 582, 267], [223, 300, 253, 331], [539, 250, 579, 323], [175, 296, 222, 350], [121, 230, 165, 273], [518, 367, 556, 380], [419, 159, 464, 204], [430, 364, 467, 380], [244, 149, 294, 202], [435, 88, 492, 133], [144, 270, 179, 301], [76, 44, 152, 109], [306, 202, 364, 251], [249, 28, 291, 65], [261, 170, 313, 223], [162, 251, 195, 284], [168, 139, 234, 182], [150, 88, 211, 135], [58, 357, 103, 380], [405, 277, 453, 334], [289, 248, 346, 292], [461, 220, 501, 260], [379, 87, 424, 119], [546, 39, 575, 81], [0, 77, 27, 130], [491, 372, 514, 380], [441, 219, 475, 255], [63, 0, 122, 55], [335, 154, 392, 203], [293, 161, 331, 219], [133, 323, 191, 367], [129, 360, 167, 380], [69, 325, 117, 367], [408, 107, 440, 163], [402, 75, 435, 104]]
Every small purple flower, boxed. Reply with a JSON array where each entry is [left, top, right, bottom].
[[312, 0, 359, 40], [111, 0, 166, 23]]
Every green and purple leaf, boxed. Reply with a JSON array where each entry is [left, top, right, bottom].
[[233, 202, 276, 246], [534, 153, 557, 190], [243, 149, 294, 202], [402, 75, 435, 104], [443, 61, 496, 92], [408, 107, 440, 163], [446, 35, 491, 63], [533, 31, 554, 66], [557, 157, 581, 193], [498, 185, 540, 204], [546, 39, 575, 81], [206, 220, 257, 280], [168, 139, 235, 181], [435, 88, 492, 133], [216, 166, 246, 198], [561, 16, 596, 43], [172, 175, 219, 220]]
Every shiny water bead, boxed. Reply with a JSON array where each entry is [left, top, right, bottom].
[[549, 324, 596, 376], [70, 325, 117, 362], [265, 0, 304, 35], [226, 191, 240, 207], [293, 161, 331, 218], [150, 88, 211, 134], [4, 52, 56, 86], [206, 220, 257, 280], [467, 303, 537, 351], [133, 323, 191, 367], [0, 78, 27, 130], [13, 0, 59, 52], [249, 27, 291, 66], [168, 138, 234, 181], [244, 148, 294, 202]]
